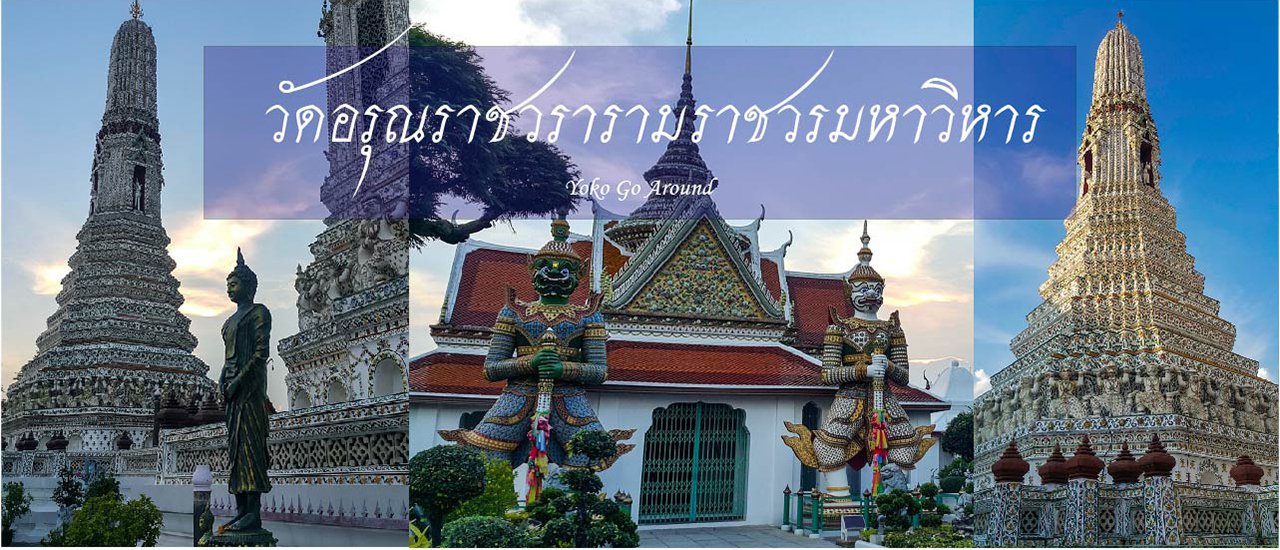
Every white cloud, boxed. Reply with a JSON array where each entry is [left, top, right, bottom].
[[411, 0, 681, 46], [26, 262, 71, 296], [167, 217, 277, 317], [973, 368, 992, 395]]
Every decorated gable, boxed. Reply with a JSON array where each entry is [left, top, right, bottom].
[[622, 221, 773, 319]]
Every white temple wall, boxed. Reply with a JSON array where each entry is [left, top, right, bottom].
[[411, 392, 946, 528]]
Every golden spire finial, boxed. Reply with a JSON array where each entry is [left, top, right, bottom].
[[1117, 8, 1124, 23], [131, 0, 142, 19], [684, 0, 694, 75]]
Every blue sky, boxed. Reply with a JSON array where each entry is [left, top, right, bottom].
[[2, 0, 1273, 406], [1, 0, 330, 406], [972, 0, 1279, 383]]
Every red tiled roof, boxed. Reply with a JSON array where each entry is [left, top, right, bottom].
[[448, 242, 593, 328], [410, 341, 944, 404], [409, 352, 501, 395], [760, 259, 782, 301], [602, 238, 628, 277], [786, 275, 853, 349]]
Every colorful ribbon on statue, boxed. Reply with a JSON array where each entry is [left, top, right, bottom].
[[869, 363, 888, 495], [527, 329, 558, 505]]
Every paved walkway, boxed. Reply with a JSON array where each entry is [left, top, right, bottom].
[[640, 525, 841, 548]]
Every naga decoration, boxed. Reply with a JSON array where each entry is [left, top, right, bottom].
[[782, 222, 936, 497], [440, 217, 634, 496]]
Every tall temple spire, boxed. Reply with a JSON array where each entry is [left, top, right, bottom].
[[1090, 13, 1147, 113], [684, 0, 694, 75], [93, 8, 163, 219], [2, 9, 213, 452], [607, 0, 715, 251], [972, 16, 1276, 498], [1005, 16, 1258, 385]]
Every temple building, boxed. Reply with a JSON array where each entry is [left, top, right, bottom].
[[973, 16, 1278, 547], [2, 3, 409, 545], [409, 11, 948, 527], [1, 6, 215, 454]]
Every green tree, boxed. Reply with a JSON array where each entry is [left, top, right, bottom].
[[446, 455, 517, 523], [526, 430, 637, 548], [46, 494, 163, 547], [51, 466, 85, 510], [410, 445, 486, 547], [940, 410, 973, 461], [407, 26, 578, 245], [875, 489, 920, 532], [2, 482, 34, 546], [938, 457, 971, 494], [85, 472, 121, 501]]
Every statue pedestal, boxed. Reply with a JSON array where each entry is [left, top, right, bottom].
[[201, 528, 277, 547]]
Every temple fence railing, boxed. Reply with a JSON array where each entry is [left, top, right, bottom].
[[973, 481, 1278, 547], [3, 394, 409, 531]]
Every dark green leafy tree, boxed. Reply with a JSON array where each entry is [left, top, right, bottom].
[[410, 445, 486, 546], [2, 482, 33, 546], [85, 472, 121, 501], [44, 494, 163, 547], [51, 467, 84, 510], [941, 411, 973, 461], [938, 457, 971, 494], [875, 489, 921, 532], [526, 430, 637, 548], [446, 455, 518, 523], [408, 26, 578, 245]]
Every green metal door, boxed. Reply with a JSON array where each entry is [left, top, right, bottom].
[[639, 402, 749, 525], [800, 402, 820, 491]]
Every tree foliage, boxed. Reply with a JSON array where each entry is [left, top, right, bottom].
[[883, 525, 974, 548], [51, 467, 84, 510], [44, 494, 163, 547], [525, 430, 636, 548], [2, 481, 33, 543], [85, 472, 121, 501], [407, 26, 578, 245], [445, 455, 517, 523], [875, 489, 921, 532], [941, 410, 974, 461], [441, 515, 530, 548], [410, 445, 486, 546]]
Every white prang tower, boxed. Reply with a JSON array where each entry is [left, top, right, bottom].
[[973, 16, 1278, 490], [2, 5, 216, 452], [278, 0, 411, 410]]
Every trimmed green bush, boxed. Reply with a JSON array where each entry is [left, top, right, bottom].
[[919, 512, 943, 528], [875, 489, 920, 532], [441, 516, 528, 548], [939, 476, 965, 494], [446, 456, 517, 523], [47, 494, 163, 546], [883, 525, 973, 548], [410, 446, 487, 547]]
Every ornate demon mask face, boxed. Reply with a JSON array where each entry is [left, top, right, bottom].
[[849, 280, 884, 315], [531, 257, 581, 299]]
